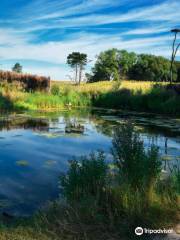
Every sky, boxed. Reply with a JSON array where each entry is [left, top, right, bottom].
[[0, 0, 179, 80]]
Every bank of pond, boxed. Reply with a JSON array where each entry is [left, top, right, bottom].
[[0, 81, 180, 115]]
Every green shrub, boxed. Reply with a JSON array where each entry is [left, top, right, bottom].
[[50, 84, 60, 96], [93, 85, 180, 115], [60, 151, 107, 201], [58, 122, 179, 238], [112, 122, 161, 194]]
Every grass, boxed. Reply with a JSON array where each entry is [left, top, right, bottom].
[[57, 123, 179, 239], [52, 80, 165, 94], [93, 83, 180, 115], [0, 80, 179, 115]]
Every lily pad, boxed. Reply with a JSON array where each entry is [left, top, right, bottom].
[[0, 199, 12, 208], [44, 160, 57, 166], [161, 155, 174, 161], [16, 160, 29, 166]]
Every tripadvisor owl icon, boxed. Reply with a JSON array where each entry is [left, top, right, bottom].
[[135, 227, 143, 236]]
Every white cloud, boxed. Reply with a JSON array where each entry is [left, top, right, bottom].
[[0, 0, 179, 80], [18, 0, 180, 30], [1, 32, 177, 79], [19, 0, 125, 22], [0, 28, 32, 45]]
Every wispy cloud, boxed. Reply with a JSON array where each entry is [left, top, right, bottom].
[[0, 0, 179, 79]]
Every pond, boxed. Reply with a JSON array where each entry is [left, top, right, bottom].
[[0, 109, 179, 216]]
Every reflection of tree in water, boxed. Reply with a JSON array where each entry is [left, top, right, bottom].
[[95, 121, 114, 136], [90, 116, 116, 137], [65, 118, 85, 134], [0, 117, 49, 131]]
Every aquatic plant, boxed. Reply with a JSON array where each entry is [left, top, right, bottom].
[[58, 122, 179, 238], [1, 80, 179, 114], [112, 122, 161, 203], [16, 160, 29, 166], [60, 151, 107, 201]]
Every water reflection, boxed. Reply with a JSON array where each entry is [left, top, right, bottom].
[[0, 110, 179, 216]]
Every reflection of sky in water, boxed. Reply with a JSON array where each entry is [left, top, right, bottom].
[[0, 115, 111, 216], [0, 111, 179, 216]]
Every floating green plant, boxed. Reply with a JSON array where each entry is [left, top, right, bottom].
[[44, 160, 57, 166], [16, 160, 29, 166], [161, 155, 174, 161], [0, 199, 12, 208], [37, 132, 63, 138]]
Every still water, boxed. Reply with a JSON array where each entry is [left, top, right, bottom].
[[0, 109, 179, 216]]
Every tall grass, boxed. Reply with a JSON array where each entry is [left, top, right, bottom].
[[94, 84, 180, 115], [13, 90, 91, 111], [60, 152, 107, 201], [0, 80, 179, 114], [58, 122, 179, 238], [53, 80, 168, 94]]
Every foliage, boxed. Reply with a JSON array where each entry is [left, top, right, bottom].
[[58, 123, 179, 238], [50, 84, 60, 96], [0, 93, 13, 110], [67, 52, 87, 84], [130, 54, 177, 82], [89, 49, 179, 83], [175, 61, 180, 82], [60, 151, 107, 201], [90, 48, 120, 82], [112, 122, 161, 190], [14, 90, 91, 111], [12, 62, 22, 73], [0, 80, 179, 114], [117, 50, 137, 78], [93, 83, 180, 115], [0, 70, 50, 91]]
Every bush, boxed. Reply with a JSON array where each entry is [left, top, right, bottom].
[[93, 84, 180, 115], [112, 122, 161, 196], [60, 151, 107, 201], [58, 122, 179, 238], [0, 70, 50, 91], [51, 84, 60, 96]]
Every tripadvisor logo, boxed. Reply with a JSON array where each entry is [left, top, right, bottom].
[[135, 227, 143, 236], [135, 227, 173, 236]]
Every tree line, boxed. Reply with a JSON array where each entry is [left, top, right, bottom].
[[88, 48, 179, 83], [3, 49, 180, 86], [67, 49, 180, 84]]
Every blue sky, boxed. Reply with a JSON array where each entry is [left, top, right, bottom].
[[0, 0, 179, 80]]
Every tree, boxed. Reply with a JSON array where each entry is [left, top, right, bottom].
[[117, 50, 137, 79], [90, 49, 120, 82], [12, 63, 22, 73], [89, 49, 178, 83], [175, 61, 180, 82], [67, 52, 87, 84], [130, 54, 177, 82], [89, 49, 137, 82], [170, 29, 180, 84]]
